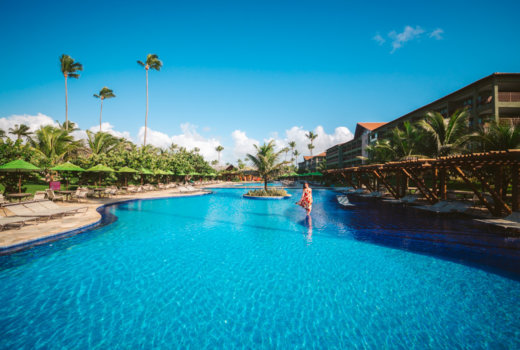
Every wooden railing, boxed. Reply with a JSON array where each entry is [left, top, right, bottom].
[[498, 92, 520, 102]]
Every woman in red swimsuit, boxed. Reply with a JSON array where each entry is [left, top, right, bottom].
[[297, 182, 313, 216]]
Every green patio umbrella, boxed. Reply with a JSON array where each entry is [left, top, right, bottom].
[[117, 166, 138, 186], [310, 172, 323, 176], [86, 164, 115, 186], [139, 168, 154, 185], [51, 162, 85, 189], [0, 159, 41, 193]]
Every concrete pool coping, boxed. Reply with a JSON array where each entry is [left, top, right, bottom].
[[0, 189, 213, 255]]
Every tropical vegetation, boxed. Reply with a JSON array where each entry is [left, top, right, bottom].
[[137, 54, 163, 146], [246, 140, 288, 193], [59, 54, 83, 131], [365, 110, 519, 163]]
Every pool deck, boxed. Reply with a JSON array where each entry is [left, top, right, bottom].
[[0, 187, 214, 254]]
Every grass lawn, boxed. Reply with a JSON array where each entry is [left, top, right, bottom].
[[0, 183, 49, 194]]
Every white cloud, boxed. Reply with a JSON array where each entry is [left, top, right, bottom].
[[429, 28, 444, 40], [0, 113, 57, 140], [230, 125, 353, 165], [389, 25, 425, 53], [89, 122, 132, 140], [375, 25, 444, 53], [138, 123, 222, 161], [373, 33, 386, 45], [231, 130, 259, 163]]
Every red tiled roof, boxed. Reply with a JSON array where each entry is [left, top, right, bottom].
[[303, 152, 326, 161], [357, 122, 387, 131]]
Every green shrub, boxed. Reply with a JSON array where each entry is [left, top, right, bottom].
[[245, 188, 289, 197]]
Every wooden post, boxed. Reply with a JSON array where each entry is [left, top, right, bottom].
[[439, 168, 447, 200], [432, 168, 438, 197], [512, 164, 519, 212]]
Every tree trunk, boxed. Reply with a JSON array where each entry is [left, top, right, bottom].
[[144, 68, 149, 146], [64, 75, 68, 131], [264, 177, 268, 191], [99, 99, 103, 132]]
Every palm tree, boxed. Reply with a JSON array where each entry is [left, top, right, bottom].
[[60, 54, 83, 131], [282, 147, 290, 161], [307, 143, 315, 156], [86, 131, 120, 155], [471, 121, 520, 151], [93, 87, 116, 132], [288, 141, 296, 160], [419, 109, 469, 157], [8, 124, 32, 141], [137, 54, 163, 146], [293, 149, 300, 167], [247, 140, 287, 191], [215, 145, 224, 164], [30, 125, 81, 165], [56, 120, 79, 131], [0, 129, 5, 140], [306, 131, 318, 156]]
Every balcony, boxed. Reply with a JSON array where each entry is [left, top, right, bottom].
[[498, 92, 520, 102]]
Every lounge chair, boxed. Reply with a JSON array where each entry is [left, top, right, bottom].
[[33, 191, 47, 201], [71, 188, 88, 202], [36, 200, 88, 215], [0, 216, 38, 231], [0, 194, 7, 205], [336, 195, 355, 208], [4, 204, 57, 221], [46, 189, 64, 202]]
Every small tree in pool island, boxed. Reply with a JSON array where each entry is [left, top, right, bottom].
[[246, 140, 288, 194]]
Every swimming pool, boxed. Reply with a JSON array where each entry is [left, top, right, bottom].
[[0, 188, 519, 348]]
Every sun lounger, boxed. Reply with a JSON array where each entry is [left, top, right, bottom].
[[0, 216, 38, 231], [46, 189, 64, 202], [33, 191, 47, 201], [36, 200, 88, 214], [5, 204, 57, 221], [336, 195, 355, 207], [476, 211, 520, 230]]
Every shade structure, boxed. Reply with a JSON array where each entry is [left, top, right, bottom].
[[117, 166, 138, 173], [86, 164, 115, 186], [154, 169, 169, 176], [51, 162, 85, 189], [51, 162, 85, 172], [164, 170, 175, 175], [0, 159, 41, 193], [309, 172, 323, 176], [86, 164, 115, 172], [139, 168, 154, 175], [118, 167, 138, 186]]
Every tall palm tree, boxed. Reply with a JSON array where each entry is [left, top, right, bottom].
[[56, 120, 79, 131], [86, 131, 120, 155], [471, 121, 520, 151], [288, 141, 296, 160], [293, 149, 300, 167], [247, 140, 288, 191], [305, 131, 318, 156], [419, 109, 469, 157], [93, 87, 116, 131], [215, 145, 224, 164], [59, 54, 83, 131], [282, 147, 290, 161], [137, 54, 163, 146], [0, 129, 5, 140], [8, 124, 32, 141], [307, 143, 315, 156]]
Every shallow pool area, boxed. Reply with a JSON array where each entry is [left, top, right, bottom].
[[0, 188, 519, 348]]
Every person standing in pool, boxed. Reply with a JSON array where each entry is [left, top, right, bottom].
[[297, 183, 313, 216]]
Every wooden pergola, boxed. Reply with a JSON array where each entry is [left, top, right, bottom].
[[324, 149, 520, 216]]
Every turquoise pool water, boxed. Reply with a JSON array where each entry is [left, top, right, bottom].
[[0, 188, 519, 348]]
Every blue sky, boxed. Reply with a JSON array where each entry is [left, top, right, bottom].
[[0, 0, 519, 162]]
